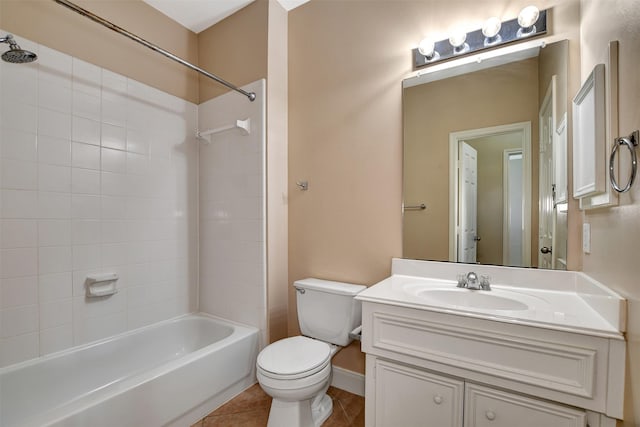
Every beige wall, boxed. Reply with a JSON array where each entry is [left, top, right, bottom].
[[539, 39, 569, 120], [579, 0, 640, 424], [289, 0, 580, 374], [197, 0, 268, 103], [403, 58, 539, 263], [0, 0, 199, 103], [266, 0, 289, 343]]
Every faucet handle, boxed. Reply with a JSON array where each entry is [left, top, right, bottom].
[[456, 274, 467, 288], [480, 275, 491, 290]]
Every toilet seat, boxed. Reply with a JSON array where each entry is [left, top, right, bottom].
[[257, 336, 332, 380]]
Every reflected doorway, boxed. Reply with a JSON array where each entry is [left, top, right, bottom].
[[450, 122, 532, 267], [504, 150, 524, 266]]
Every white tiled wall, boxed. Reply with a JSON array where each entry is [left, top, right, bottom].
[[198, 80, 267, 341], [0, 34, 198, 367]]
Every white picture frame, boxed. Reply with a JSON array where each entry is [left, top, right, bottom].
[[572, 63, 606, 199]]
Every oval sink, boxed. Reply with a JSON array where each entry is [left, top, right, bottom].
[[413, 288, 529, 311]]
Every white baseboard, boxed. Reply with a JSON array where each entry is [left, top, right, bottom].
[[331, 365, 365, 397]]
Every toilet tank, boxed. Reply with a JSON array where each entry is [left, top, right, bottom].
[[295, 278, 367, 346]]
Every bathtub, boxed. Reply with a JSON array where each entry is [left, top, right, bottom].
[[0, 314, 259, 427]]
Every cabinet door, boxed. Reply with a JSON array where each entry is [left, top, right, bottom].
[[374, 359, 464, 427], [464, 383, 586, 427]]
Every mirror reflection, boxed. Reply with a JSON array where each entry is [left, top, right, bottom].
[[403, 40, 569, 270]]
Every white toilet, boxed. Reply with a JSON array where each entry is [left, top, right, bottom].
[[256, 278, 366, 427]]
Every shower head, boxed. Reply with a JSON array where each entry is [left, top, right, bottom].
[[0, 34, 37, 64]]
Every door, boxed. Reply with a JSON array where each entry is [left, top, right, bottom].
[[374, 359, 464, 427], [459, 142, 478, 263], [538, 80, 556, 268]]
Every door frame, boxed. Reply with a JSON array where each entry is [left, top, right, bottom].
[[449, 122, 532, 265]]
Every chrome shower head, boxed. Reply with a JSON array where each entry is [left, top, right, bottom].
[[0, 34, 37, 64]]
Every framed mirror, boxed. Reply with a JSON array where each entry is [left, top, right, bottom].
[[402, 39, 569, 270]]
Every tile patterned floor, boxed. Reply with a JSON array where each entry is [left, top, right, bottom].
[[191, 384, 365, 427]]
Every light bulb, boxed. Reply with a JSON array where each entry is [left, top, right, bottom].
[[518, 5, 540, 29], [449, 30, 467, 49], [482, 17, 502, 38], [418, 38, 436, 58]]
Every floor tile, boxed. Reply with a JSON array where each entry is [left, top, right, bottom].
[[191, 384, 365, 427]]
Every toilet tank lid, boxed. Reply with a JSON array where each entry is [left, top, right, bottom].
[[294, 278, 367, 296]]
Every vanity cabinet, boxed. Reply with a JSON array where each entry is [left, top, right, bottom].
[[370, 357, 585, 427], [361, 301, 624, 427]]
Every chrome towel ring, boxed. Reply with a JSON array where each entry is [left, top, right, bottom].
[[610, 130, 639, 193]]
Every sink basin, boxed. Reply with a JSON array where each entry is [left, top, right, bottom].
[[414, 288, 529, 311], [399, 281, 545, 312]]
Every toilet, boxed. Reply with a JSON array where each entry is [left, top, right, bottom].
[[256, 278, 366, 427]]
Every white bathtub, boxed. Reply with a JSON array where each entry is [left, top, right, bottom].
[[0, 314, 259, 427]]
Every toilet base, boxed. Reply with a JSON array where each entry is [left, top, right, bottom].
[[312, 393, 333, 426], [266, 393, 333, 427]]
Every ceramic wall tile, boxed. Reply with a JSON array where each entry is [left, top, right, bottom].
[[0, 33, 198, 366]]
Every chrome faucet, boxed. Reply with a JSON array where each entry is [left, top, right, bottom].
[[466, 272, 480, 289], [457, 272, 491, 290]]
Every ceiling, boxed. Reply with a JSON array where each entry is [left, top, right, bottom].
[[142, 0, 310, 34]]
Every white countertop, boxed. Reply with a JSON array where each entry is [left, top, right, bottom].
[[356, 259, 626, 340]]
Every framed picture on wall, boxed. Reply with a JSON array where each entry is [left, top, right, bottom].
[[572, 63, 606, 199]]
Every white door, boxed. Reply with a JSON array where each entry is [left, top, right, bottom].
[[539, 83, 555, 269], [375, 359, 464, 427], [459, 142, 478, 263]]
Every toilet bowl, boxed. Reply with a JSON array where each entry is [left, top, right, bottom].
[[257, 336, 337, 427], [256, 278, 365, 427]]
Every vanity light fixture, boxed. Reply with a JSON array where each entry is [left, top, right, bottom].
[[417, 38, 439, 61], [517, 5, 540, 37], [482, 17, 502, 46], [413, 6, 547, 69], [449, 30, 469, 54]]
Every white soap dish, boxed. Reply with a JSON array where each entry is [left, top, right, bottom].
[[86, 273, 118, 298]]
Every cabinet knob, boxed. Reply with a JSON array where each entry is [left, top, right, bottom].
[[433, 395, 443, 405], [485, 410, 496, 421]]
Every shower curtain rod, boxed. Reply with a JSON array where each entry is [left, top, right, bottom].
[[52, 0, 256, 102]]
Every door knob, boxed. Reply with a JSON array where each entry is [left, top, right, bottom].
[[540, 246, 552, 254]]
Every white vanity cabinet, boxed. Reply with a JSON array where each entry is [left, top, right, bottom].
[[361, 300, 624, 427], [369, 356, 587, 427]]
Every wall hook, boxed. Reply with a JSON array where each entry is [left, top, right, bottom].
[[296, 181, 308, 191]]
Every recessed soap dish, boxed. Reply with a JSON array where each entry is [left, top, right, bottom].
[[86, 273, 118, 298]]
